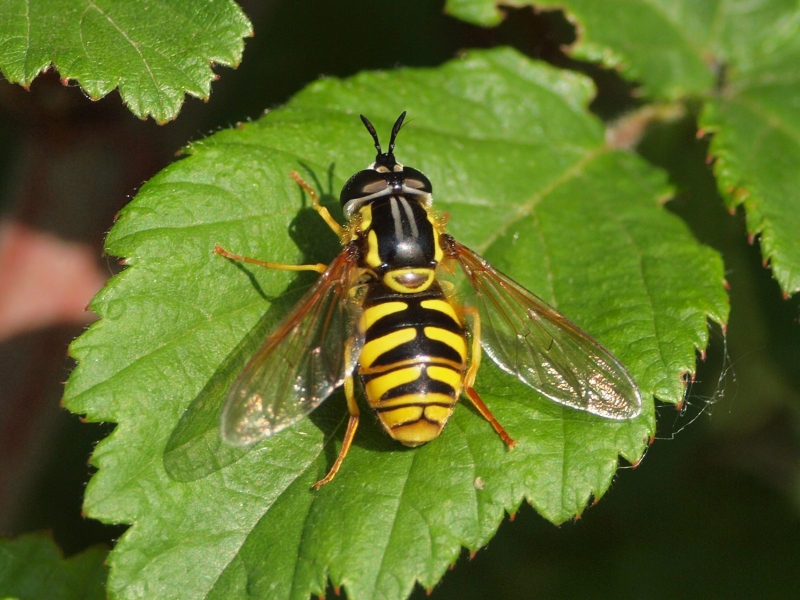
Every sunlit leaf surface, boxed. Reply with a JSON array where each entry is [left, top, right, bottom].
[[64, 48, 727, 599], [0, 0, 252, 121]]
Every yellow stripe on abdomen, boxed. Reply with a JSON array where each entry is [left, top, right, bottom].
[[360, 301, 407, 332], [360, 328, 416, 369], [426, 365, 464, 393], [424, 327, 467, 362], [420, 299, 461, 324], [364, 366, 422, 400], [378, 404, 424, 428], [423, 404, 453, 423], [374, 392, 454, 409]]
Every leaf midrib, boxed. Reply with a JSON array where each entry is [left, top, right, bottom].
[[475, 145, 605, 253]]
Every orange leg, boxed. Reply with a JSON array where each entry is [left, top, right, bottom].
[[290, 170, 344, 239], [463, 306, 517, 449], [313, 371, 360, 489], [214, 244, 327, 273], [215, 172, 343, 270]]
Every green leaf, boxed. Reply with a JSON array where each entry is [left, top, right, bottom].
[[0, 0, 252, 122], [0, 534, 107, 600], [446, 0, 800, 295], [699, 2, 800, 295], [64, 48, 727, 599]]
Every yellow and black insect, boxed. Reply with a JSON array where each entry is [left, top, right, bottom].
[[215, 112, 642, 489]]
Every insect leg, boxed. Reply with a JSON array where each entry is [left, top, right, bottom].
[[214, 244, 327, 273], [313, 372, 360, 489], [463, 306, 517, 449], [290, 171, 344, 239]]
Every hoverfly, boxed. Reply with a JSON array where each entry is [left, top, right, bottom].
[[214, 112, 642, 489]]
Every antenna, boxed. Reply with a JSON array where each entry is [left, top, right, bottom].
[[387, 111, 407, 155], [360, 115, 382, 155]]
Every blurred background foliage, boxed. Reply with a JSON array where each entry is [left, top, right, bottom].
[[1, 1, 799, 598]]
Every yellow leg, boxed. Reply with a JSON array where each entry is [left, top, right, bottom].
[[313, 373, 359, 489], [463, 306, 482, 391], [216, 172, 341, 272], [463, 306, 517, 449], [290, 171, 344, 239], [214, 244, 327, 273]]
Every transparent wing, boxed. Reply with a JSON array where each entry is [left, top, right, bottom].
[[452, 240, 642, 420], [220, 250, 363, 446]]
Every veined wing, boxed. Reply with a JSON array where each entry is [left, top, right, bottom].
[[221, 249, 362, 446], [451, 239, 641, 420]]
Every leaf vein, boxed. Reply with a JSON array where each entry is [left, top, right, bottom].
[[597, 198, 668, 384], [476, 147, 604, 253], [23, 0, 31, 80], [84, 0, 161, 104]]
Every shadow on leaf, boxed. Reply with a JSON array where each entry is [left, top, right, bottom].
[[163, 162, 348, 482]]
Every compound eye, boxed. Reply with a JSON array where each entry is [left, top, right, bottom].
[[340, 170, 389, 207], [402, 167, 432, 193]]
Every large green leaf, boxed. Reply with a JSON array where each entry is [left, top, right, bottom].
[[447, 1, 800, 295], [0, 534, 107, 600], [64, 48, 727, 599], [0, 0, 252, 122]]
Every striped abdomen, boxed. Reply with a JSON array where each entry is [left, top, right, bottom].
[[357, 281, 467, 446]]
